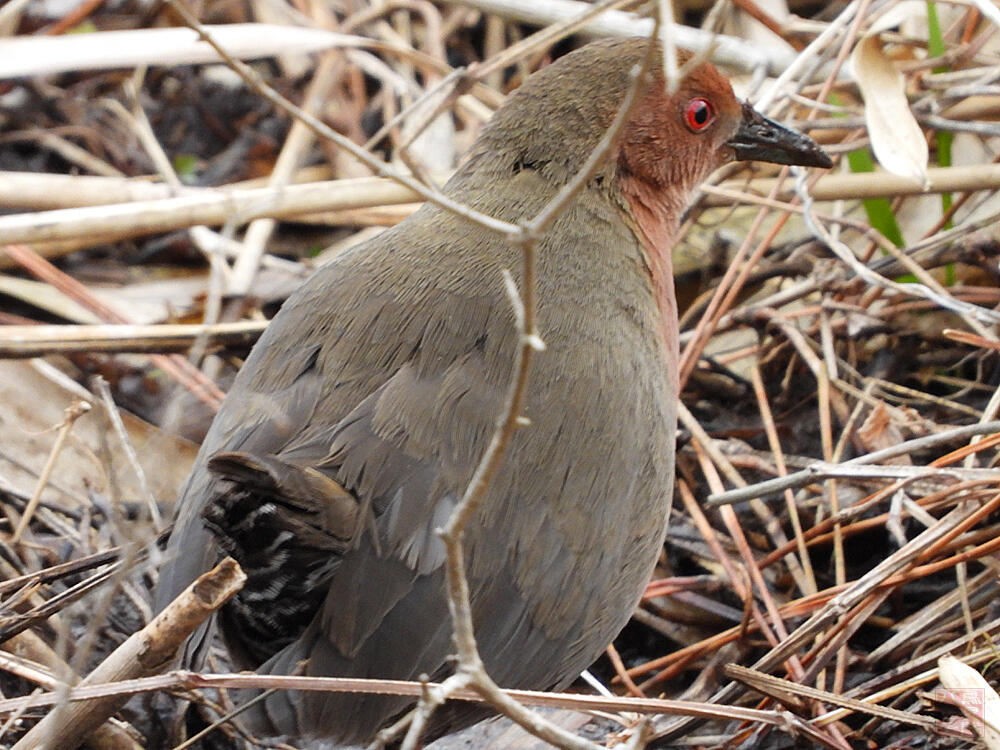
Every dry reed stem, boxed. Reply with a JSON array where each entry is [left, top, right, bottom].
[[9, 558, 245, 750]]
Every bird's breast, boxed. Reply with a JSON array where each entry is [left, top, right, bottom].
[[462, 238, 676, 650], [617, 176, 683, 395]]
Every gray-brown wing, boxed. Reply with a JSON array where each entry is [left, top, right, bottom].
[[154, 213, 533, 731], [152, 346, 329, 660], [202, 352, 504, 666], [154, 207, 509, 615], [183, 342, 544, 745]]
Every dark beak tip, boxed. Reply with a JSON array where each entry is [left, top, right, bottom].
[[728, 103, 833, 169], [802, 146, 834, 169], [795, 147, 834, 170]]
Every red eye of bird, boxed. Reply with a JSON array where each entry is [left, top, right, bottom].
[[684, 98, 715, 132]]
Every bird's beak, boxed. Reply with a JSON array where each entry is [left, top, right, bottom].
[[727, 102, 832, 168]]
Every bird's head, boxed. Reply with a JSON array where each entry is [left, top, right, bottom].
[[465, 38, 830, 205], [614, 44, 832, 201]]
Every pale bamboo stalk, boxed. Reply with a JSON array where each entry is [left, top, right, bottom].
[[0, 168, 349, 210], [0, 322, 267, 357], [441, 0, 793, 73], [739, 163, 1000, 202], [0, 24, 365, 78], [0, 633, 142, 750], [0, 175, 429, 245], [5, 164, 1000, 250], [0, 172, 202, 209], [10, 558, 246, 750]]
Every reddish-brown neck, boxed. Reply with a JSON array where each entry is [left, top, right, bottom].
[[619, 174, 681, 391]]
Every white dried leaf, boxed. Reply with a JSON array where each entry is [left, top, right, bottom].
[[851, 35, 928, 186], [0, 276, 100, 324], [938, 655, 1000, 750], [968, 0, 1000, 30], [0, 24, 364, 79], [868, 0, 927, 34], [401, 86, 458, 172]]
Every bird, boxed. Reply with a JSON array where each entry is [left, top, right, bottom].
[[155, 36, 830, 747]]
